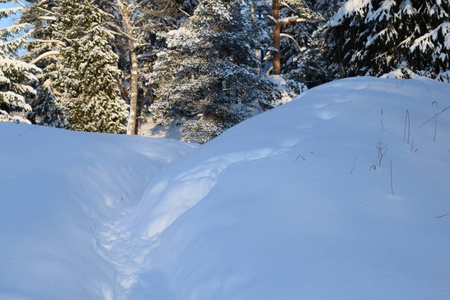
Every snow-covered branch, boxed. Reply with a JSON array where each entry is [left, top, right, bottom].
[[31, 51, 61, 64], [0, 7, 22, 18], [15, 0, 27, 9], [280, 33, 302, 52], [38, 16, 57, 21], [279, 16, 324, 26]]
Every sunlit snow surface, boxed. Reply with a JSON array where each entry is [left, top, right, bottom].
[[0, 126, 196, 299], [1, 77, 450, 299]]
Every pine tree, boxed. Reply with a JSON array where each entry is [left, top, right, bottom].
[[269, 0, 324, 76], [268, 0, 343, 87], [150, 0, 304, 143], [0, 1, 40, 123]]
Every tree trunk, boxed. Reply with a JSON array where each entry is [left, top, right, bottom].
[[271, 0, 322, 75], [272, 0, 281, 75], [127, 50, 139, 135], [119, 0, 139, 135]]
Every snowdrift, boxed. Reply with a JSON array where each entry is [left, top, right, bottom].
[[125, 77, 450, 299], [1, 77, 450, 299], [0, 125, 195, 299]]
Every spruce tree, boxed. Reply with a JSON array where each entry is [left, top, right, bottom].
[[326, 0, 450, 79], [0, 57, 40, 122], [284, 0, 344, 86], [0, 1, 40, 123], [150, 0, 301, 143], [99, 0, 198, 135], [20, 0, 66, 127], [22, 0, 128, 133], [54, 0, 128, 133], [272, 0, 333, 82]]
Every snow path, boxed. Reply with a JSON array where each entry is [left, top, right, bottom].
[[82, 137, 198, 296], [95, 146, 289, 293], [0, 123, 196, 299], [2, 77, 450, 299], [123, 77, 450, 299]]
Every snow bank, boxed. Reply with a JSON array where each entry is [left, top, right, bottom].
[[1, 77, 450, 299], [125, 77, 450, 299], [0, 124, 195, 299]]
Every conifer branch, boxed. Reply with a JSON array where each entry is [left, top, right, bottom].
[[38, 16, 57, 21], [31, 51, 61, 64], [280, 33, 302, 52]]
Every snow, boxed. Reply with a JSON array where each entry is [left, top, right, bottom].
[[367, 0, 395, 23], [410, 22, 450, 53], [329, 0, 371, 25], [139, 117, 182, 140], [1, 77, 450, 299], [399, 0, 415, 16], [0, 125, 196, 299], [380, 65, 418, 79]]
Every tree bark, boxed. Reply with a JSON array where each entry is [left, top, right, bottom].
[[271, 0, 323, 75], [272, 0, 281, 75], [127, 50, 139, 135], [118, 0, 139, 135]]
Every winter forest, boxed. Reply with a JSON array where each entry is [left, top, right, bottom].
[[0, 0, 449, 143], [2, 1, 450, 299]]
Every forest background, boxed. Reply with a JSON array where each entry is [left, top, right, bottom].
[[0, 0, 449, 143]]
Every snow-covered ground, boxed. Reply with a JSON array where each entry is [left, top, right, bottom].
[[1, 77, 450, 299], [139, 116, 182, 140], [0, 125, 196, 299]]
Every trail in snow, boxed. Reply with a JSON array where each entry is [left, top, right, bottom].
[[2, 77, 450, 299], [0, 123, 196, 300], [114, 77, 450, 299]]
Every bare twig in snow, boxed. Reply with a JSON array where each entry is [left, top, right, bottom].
[[437, 212, 450, 219], [390, 160, 394, 196], [350, 155, 357, 175]]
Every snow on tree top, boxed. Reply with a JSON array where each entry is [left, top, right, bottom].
[[329, 0, 372, 25]]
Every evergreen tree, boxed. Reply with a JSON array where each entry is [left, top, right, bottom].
[[20, 0, 66, 127], [0, 57, 39, 122], [326, 0, 450, 79], [269, 0, 323, 75], [150, 0, 303, 143], [294, 23, 341, 86], [279, 0, 343, 86], [54, 0, 128, 133], [104, 0, 198, 135], [22, 0, 128, 133], [0, 1, 40, 123], [307, 0, 344, 18]]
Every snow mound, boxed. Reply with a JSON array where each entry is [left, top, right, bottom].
[[124, 77, 450, 299], [0, 124, 195, 300], [1, 77, 450, 300]]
